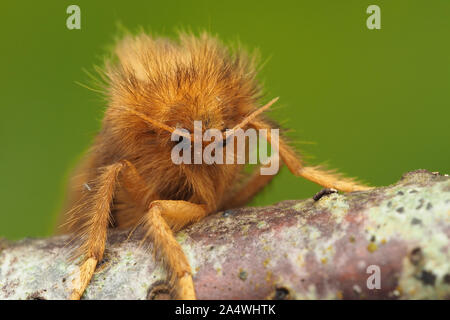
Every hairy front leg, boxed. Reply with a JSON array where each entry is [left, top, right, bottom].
[[139, 200, 208, 299], [68, 162, 123, 300], [66, 160, 147, 299], [221, 165, 279, 210]]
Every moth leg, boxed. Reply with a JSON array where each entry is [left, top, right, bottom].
[[69, 162, 124, 300], [68, 160, 146, 300], [221, 165, 279, 210], [120, 160, 151, 205], [250, 119, 372, 192], [140, 200, 208, 299]]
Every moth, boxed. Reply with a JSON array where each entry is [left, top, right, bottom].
[[59, 32, 370, 300]]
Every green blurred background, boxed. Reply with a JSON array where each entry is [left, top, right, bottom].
[[1, 1, 449, 239]]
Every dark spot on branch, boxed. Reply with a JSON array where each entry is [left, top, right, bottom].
[[418, 270, 436, 286], [444, 274, 450, 285], [27, 291, 46, 300], [396, 207, 404, 213], [416, 199, 424, 210], [238, 270, 248, 281], [273, 287, 290, 300], [97, 256, 109, 268], [313, 188, 338, 201], [409, 247, 423, 266]]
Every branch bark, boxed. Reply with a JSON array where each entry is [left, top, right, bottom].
[[1, 170, 449, 300]]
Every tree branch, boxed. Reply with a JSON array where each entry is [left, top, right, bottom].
[[1, 170, 449, 300]]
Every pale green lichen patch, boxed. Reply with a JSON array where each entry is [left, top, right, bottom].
[[364, 176, 450, 298], [315, 193, 349, 224], [257, 221, 268, 229], [175, 231, 188, 244], [292, 201, 309, 212], [181, 235, 233, 279]]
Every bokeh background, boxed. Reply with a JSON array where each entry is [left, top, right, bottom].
[[1, 1, 449, 239]]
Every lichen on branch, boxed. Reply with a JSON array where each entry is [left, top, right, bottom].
[[0, 170, 449, 299]]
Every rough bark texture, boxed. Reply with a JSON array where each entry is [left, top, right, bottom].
[[0, 170, 449, 300]]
